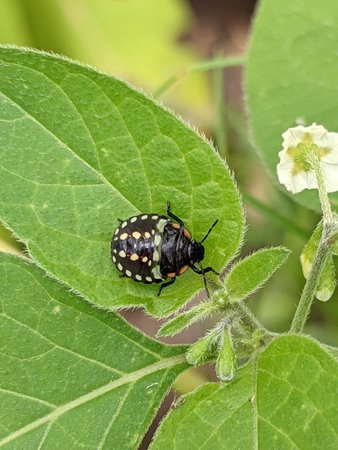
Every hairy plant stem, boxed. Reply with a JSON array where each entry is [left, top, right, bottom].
[[310, 154, 333, 224], [234, 301, 262, 332], [290, 234, 332, 333], [290, 155, 337, 334]]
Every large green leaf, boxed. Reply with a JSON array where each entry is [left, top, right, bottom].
[[0, 46, 244, 316], [151, 336, 338, 449], [246, 0, 338, 212], [0, 252, 187, 449]]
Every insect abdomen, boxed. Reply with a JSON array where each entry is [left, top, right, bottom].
[[111, 214, 169, 283]]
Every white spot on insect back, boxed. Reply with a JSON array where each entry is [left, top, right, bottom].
[[141, 215, 148, 220], [142, 256, 148, 263], [130, 254, 139, 261], [130, 217, 137, 223], [152, 266, 163, 280], [121, 221, 127, 228], [117, 263, 123, 271], [113, 249, 117, 254], [114, 228, 119, 235], [119, 250, 126, 258], [132, 231, 141, 239], [154, 234, 162, 246], [152, 215, 158, 220], [157, 218, 168, 232], [120, 233, 128, 240], [145, 276, 152, 282], [112, 256, 116, 263], [144, 232, 151, 238], [126, 270, 132, 277], [135, 274, 142, 281], [148, 260, 152, 267]]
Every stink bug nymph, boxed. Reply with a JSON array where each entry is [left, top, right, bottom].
[[111, 202, 219, 296]]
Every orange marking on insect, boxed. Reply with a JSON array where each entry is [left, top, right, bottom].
[[167, 272, 176, 279], [179, 265, 189, 275], [171, 223, 180, 229], [183, 228, 191, 239]]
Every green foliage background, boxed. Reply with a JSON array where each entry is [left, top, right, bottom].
[[1, 0, 338, 449], [1, 0, 337, 340]]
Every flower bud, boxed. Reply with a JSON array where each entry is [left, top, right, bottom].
[[215, 327, 237, 381]]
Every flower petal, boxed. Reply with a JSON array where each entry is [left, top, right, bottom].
[[321, 162, 338, 192], [277, 123, 338, 194], [320, 132, 338, 164]]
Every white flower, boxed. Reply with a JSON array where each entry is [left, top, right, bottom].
[[277, 123, 338, 194]]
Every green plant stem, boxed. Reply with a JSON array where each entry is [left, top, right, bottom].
[[153, 55, 246, 98], [310, 155, 333, 224], [235, 301, 262, 331], [290, 155, 337, 333], [190, 55, 246, 72], [212, 66, 228, 159], [289, 230, 335, 333]]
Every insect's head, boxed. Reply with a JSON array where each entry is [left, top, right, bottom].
[[189, 218, 219, 265], [189, 240, 205, 264]]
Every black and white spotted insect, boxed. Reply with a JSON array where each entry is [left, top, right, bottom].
[[111, 202, 219, 296]]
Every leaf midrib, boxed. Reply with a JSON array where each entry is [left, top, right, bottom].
[[0, 353, 186, 447]]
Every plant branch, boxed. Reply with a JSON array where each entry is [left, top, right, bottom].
[[289, 227, 337, 333], [153, 55, 246, 98], [234, 301, 262, 331], [290, 154, 337, 333]]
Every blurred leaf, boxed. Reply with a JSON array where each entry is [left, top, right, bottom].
[[0, 46, 244, 316], [246, 0, 338, 212], [16, 0, 77, 55], [83, 0, 210, 115], [225, 247, 291, 302], [1, 0, 210, 118], [0, 0, 32, 45], [0, 252, 187, 449], [151, 336, 338, 449]]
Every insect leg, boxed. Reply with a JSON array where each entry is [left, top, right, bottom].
[[157, 277, 176, 296], [191, 265, 219, 276], [202, 266, 220, 276], [166, 201, 185, 226]]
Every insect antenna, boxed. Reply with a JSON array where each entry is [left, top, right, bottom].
[[200, 219, 219, 244], [199, 262, 210, 298]]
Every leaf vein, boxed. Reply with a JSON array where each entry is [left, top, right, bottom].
[[0, 388, 56, 408], [0, 354, 185, 447], [0, 90, 138, 212], [1, 313, 124, 376]]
